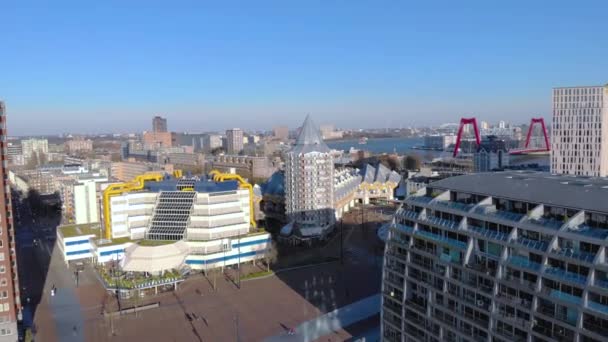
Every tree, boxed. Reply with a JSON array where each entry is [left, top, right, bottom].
[[263, 241, 278, 272], [210, 147, 224, 156], [403, 154, 422, 171]]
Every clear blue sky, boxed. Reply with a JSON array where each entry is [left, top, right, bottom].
[[2, 1, 607, 135]]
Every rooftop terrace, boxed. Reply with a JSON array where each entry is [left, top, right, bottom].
[[59, 223, 102, 238]]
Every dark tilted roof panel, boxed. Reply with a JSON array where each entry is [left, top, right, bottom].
[[430, 171, 608, 213]]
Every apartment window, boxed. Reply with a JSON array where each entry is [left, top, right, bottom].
[[0, 291, 7, 299], [0, 328, 11, 336]]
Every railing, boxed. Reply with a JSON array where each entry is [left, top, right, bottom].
[[404, 298, 426, 313], [514, 236, 549, 251], [567, 224, 608, 240], [508, 255, 542, 271], [416, 230, 467, 249], [544, 267, 588, 286], [546, 288, 582, 305], [496, 292, 532, 309], [393, 223, 414, 234], [421, 215, 460, 230], [537, 304, 577, 326], [595, 278, 608, 289], [468, 225, 509, 241], [587, 301, 608, 315], [435, 200, 474, 212], [552, 247, 596, 264], [407, 195, 434, 204], [474, 206, 524, 221], [527, 216, 564, 230], [397, 209, 418, 220]]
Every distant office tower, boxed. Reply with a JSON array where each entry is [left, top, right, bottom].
[[273, 126, 289, 141], [226, 128, 244, 154], [383, 172, 608, 342], [0, 102, 21, 339], [284, 115, 335, 241], [480, 121, 489, 130], [552, 85, 608, 177], [498, 120, 507, 129], [152, 115, 168, 133]]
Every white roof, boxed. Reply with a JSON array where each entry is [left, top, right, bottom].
[[122, 240, 189, 273]]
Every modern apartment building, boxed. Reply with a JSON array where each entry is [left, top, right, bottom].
[[283, 115, 335, 241], [211, 155, 277, 180], [202, 134, 222, 153], [20, 138, 48, 162], [152, 115, 168, 133], [226, 128, 244, 154], [382, 171, 608, 342], [273, 126, 289, 141], [0, 102, 21, 341], [551, 85, 608, 177], [65, 137, 93, 153], [111, 161, 160, 182]]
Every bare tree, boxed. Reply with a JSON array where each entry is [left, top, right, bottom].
[[264, 241, 278, 272]]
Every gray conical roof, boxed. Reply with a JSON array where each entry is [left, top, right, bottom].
[[291, 115, 331, 154]]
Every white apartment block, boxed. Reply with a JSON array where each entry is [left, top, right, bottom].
[[20, 138, 48, 161], [73, 180, 99, 224], [551, 85, 608, 177]]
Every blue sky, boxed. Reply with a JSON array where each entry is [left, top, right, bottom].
[[2, 1, 607, 135]]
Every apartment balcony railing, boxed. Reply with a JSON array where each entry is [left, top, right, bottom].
[[408, 195, 434, 204], [435, 200, 474, 212], [527, 216, 564, 230], [404, 298, 427, 313], [566, 224, 608, 240], [494, 310, 530, 329], [544, 267, 588, 286], [551, 247, 596, 264], [545, 288, 582, 305], [496, 292, 533, 309], [508, 255, 542, 271], [467, 262, 498, 277], [393, 223, 414, 234], [587, 301, 608, 315], [416, 230, 467, 249], [514, 236, 549, 252], [474, 206, 524, 222], [468, 225, 510, 241], [537, 304, 577, 326], [399, 209, 419, 220], [594, 278, 608, 290], [421, 215, 460, 230]]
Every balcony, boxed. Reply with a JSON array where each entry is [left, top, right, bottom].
[[545, 288, 582, 305], [544, 267, 588, 286], [551, 247, 596, 264], [468, 225, 510, 241], [435, 200, 474, 213], [405, 298, 427, 313], [526, 216, 564, 230], [399, 209, 419, 220], [514, 236, 549, 252], [415, 230, 467, 249], [587, 301, 608, 315], [393, 223, 414, 234], [594, 278, 608, 290], [537, 304, 577, 326], [508, 255, 542, 271], [421, 215, 460, 230], [408, 195, 434, 204], [566, 224, 608, 240], [474, 206, 524, 222], [496, 291, 533, 309], [467, 262, 498, 277]]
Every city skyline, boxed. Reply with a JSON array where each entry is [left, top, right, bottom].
[[2, 1, 608, 135]]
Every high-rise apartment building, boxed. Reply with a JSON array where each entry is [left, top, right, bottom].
[[202, 134, 222, 153], [152, 115, 168, 133], [0, 102, 21, 340], [20, 138, 48, 162], [226, 128, 243, 154], [551, 85, 608, 177], [382, 171, 608, 342], [284, 116, 335, 240]]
